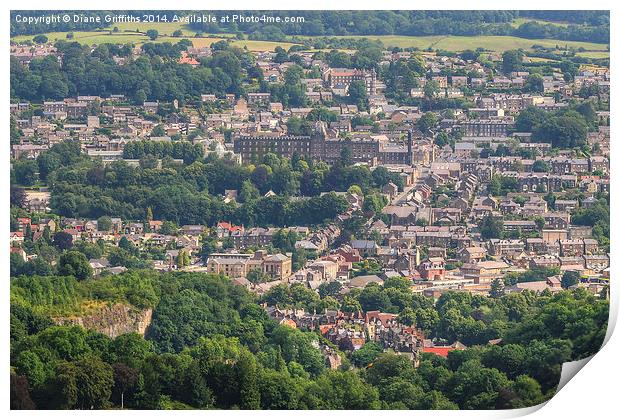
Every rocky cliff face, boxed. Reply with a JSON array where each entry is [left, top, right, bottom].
[[53, 303, 153, 339]]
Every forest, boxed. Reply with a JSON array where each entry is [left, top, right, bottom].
[[10, 270, 608, 409]]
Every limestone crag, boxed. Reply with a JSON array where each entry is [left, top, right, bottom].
[[53, 303, 153, 339]]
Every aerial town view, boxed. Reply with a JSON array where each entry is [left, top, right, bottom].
[[8, 9, 610, 411]]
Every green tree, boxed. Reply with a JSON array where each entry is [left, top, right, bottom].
[[37, 152, 60, 180], [561, 271, 580, 289], [398, 307, 417, 326], [151, 124, 165, 137], [317, 281, 342, 299], [379, 378, 425, 409], [176, 250, 190, 268], [303, 370, 380, 409], [535, 114, 588, 149], [97, 216, 112, 232], [490, 279, 505, 298], [358, 284, 390, 312], [74, 357, 114, 409], [366, 353, 416, 386], [283, 64, 304, 85], [515, 106, 546, 132], [415, 307, 440, 333], [511, 375, 544, 408], [15, 350, 46, 389], [424, 80, 440, 99], [247, 268, 268, 284], [146, 30, 159, 41], [447, 359, 511, 409], [502, 50, 523, 74], [57, 251, 93, 280], [480, 215, 504, 240], [339, 146, 353, 167], [348, 80, 368, 110], [49, 362, 78, 409], [12, 159, 38, 186], [435, 132, 450, 148], [10, 374, 36, 409], [111, 363, 138, 409], [239, 180, 260, 202], [53, 231, 74, 250], [257, 369, 301, 409], [33, 34, 48, 44], [351, 341, 383, 367], [524, 74, 544, 93], [532, 160, 550, 172], [418, 112, 439, 134], [112, 333, 154, 368]]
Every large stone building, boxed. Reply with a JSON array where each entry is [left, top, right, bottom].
[[323, 68, 377, 95], [453, 118, 514, 137], [206, 250, 292, 280], [234, 125, 416, 165]]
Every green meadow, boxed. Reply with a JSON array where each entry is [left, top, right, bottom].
[[11, 19, 608, 54]]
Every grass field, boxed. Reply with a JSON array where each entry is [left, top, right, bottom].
[[324, 34, 608, 53], [575, 51, 610, 59], [13, 31, 153, 45], [112, 21, 200, 36], [526, 57, 560, 64], [510, 17, 571, 28], [12, 22, 609, 54], [10, 22, 208, 43], [12, 29, 301, 52]]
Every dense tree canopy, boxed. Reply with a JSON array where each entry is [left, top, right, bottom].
[[13, 140, 406, 228], [10, 267, 608, 410], [11, 40, 255, 102], [515, 105, 595, 149]]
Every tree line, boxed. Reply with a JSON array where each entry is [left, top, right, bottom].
[[122, 140, 204, 164]]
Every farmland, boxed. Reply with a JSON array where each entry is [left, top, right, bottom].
[[11, 29, 301, 52], [510, 17, 571, 28], [317, 34, 608, 53], [575, 51, 610, 59], [11, 19, 608, 55]]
